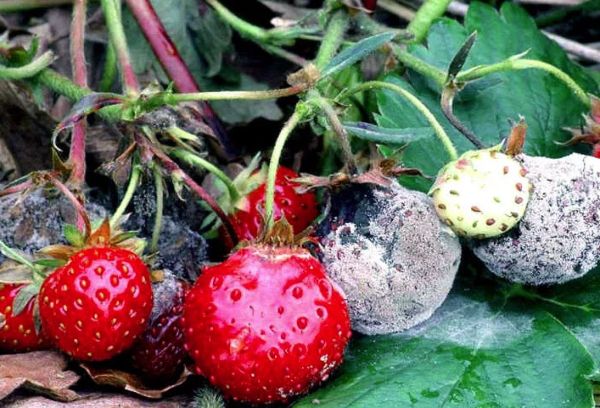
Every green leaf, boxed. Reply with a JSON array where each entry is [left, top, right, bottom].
[[344, 122, 432, 145], [321, 32, 397, 79], [376, 2, 598, 192], [0, 241, 34, 270], [296, 280, 595, 407]]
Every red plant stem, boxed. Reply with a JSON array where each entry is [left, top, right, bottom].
[[0, 179, 33, 197], [48, 175, 92, 237], [134, 133, 238, 247], [362, 0, 378, 12], [124, 0, 233, 157], [68, 0, 88, 196]]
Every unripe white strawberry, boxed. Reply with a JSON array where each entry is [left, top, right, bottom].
[[430, 147, 532, 239]]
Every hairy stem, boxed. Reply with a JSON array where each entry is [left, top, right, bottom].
[[99, 44, 117, 92], [100, 0, 140, 94], [48, 175, 91, 237], [456, 58, 591, 108], [340, 81, 458, 160], [440, 86, 484, 148], [167, 85, 306, 103], [314, 10, 349, 70], [110, 158, 142, 228], [68, 0, 88, 190], [0, 52, 54, 80], [169, 143, 241, 203], [135, 132, 238, 246], [391, 44, 446, 87], [407, 0, 452, 43], [313, 96, 358, 174], [0, 0, 72, 11], [150, 164, 164, 253], [264, 110, 303, 230], [206, 0, 271, 42]]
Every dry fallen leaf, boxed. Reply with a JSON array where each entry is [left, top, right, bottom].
[[3, 393, 188, 407], [0, 351, 79, 402], [80, 363, 192, 400]]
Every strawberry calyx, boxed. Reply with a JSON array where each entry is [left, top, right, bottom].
[[0, 241, 50, 335], [39, 218, 146, 263], [295, 160, 424, 193], [562, 95, 600, 155]]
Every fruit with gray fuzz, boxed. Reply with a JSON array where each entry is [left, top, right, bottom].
[[319, 182, 462, 335], [431, 148, 531, 239], [471, 153, 600, 285]]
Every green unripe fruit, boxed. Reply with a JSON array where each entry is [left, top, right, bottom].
[[430, 147, 531, 239]]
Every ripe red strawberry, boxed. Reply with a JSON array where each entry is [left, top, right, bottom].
[[0, 283, 50, 352], [182, 244, 351, 404], [39, 247, 153, 361], [228, 166, 318, 241], [129, 277, 189, 384]]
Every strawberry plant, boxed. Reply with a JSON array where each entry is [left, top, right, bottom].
[[0, 0, 599, 406]]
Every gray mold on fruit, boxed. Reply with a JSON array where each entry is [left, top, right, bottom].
[[321, 182, 462, 335], [471, 153, 600, 285], [0, 190, 107, 261]]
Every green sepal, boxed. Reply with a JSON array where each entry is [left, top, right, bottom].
[[12, 282, 40, 317], [64, 224, 86, 247], [33, 258, 65, 269], [0, 240, 35, 270]]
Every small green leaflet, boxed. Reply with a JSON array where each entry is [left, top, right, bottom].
[[344, 122, 432, 145], [321, 32, 397, 79]]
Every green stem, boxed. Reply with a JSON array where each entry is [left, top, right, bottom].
[[168, 144, 241, 203], [407, 0, 452, 43], [456, 58, 591, 108], [314, 10, 349, 70], [167, 85, 305, 103], [313, 95, 358, 174], [34, 69, 122, 121], [99, 44, 118, 92], [100, 0, 140, 94], [110, 158, 142, 227], [339, 81, 458, 160], [0, 0, 72, 11], [206, 0, 270, 42], [0, 51, 55, 80], [391, 44, 446, 87], [150, 164, 164, 253], [264, 110, 303, 230]]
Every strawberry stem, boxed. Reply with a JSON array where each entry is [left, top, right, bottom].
[[168, 144, 241, 203], [0, 0, 71, 12], [313, 95, 358, 174], [110, 156, 142, 228], [48, 174, 91, 237], [100, 0, 140, 95], [166, 85, 307, 103], [456, 58, 591, 108], [440, 86, 485, 149], [67, 0, 88, 191], [338, 81, 459, 160], [150, 163, 164, 253], [407, 0, 452, 43], [264, 110, 303, 231], [99, 44, 117, 92], [0, 52, 55, 80], [314, 10, 349, 70]]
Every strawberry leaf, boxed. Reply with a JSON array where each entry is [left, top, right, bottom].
[[321, 31, 397, 79], [375, 2, 598, 192], [297, 277, 595, 407]]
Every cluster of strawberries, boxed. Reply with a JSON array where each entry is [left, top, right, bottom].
[[0, 165, 350, 405]]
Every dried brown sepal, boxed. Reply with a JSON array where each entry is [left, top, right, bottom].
[[0, 261, 34, 284], [79, 363, 192, 400], [287, 64, 320, 88], [294, 161, 424, 193], [504, 117, 528, 156], [38, 245, 78, 261]]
